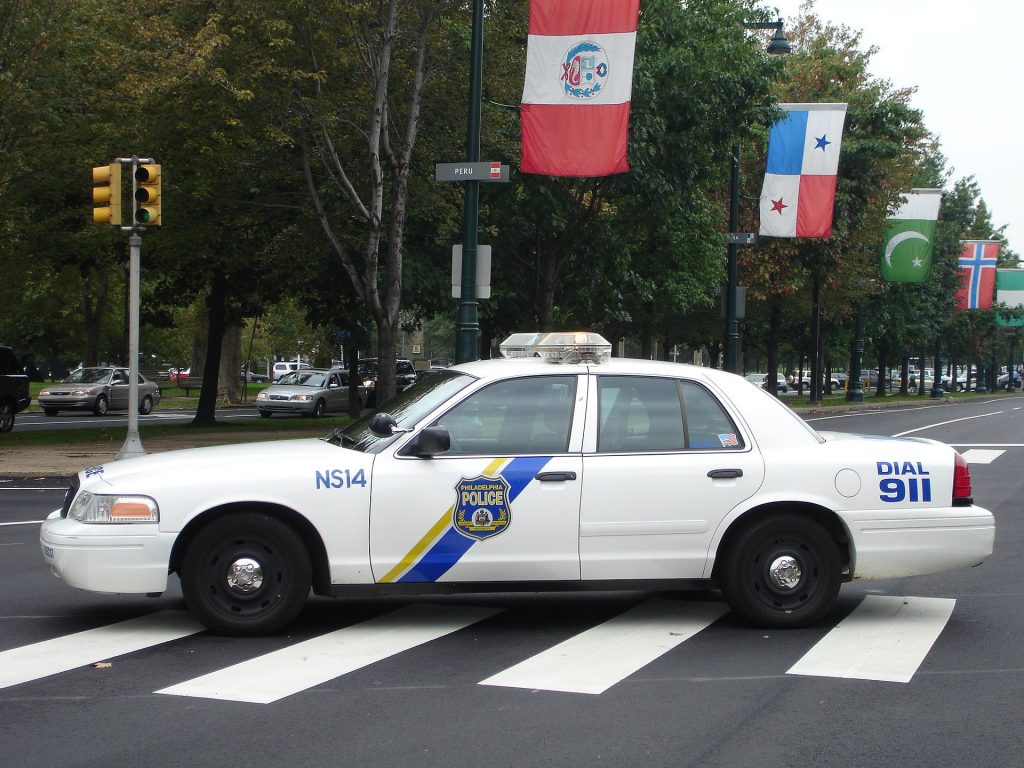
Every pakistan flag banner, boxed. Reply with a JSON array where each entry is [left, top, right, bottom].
[[880, 188, 942, 283], [996, 268, 1024, 327]]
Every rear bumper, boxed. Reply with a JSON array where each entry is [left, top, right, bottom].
[[840, 505, 995, 579]]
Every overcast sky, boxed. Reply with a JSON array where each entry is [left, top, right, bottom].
[[768, 0, 1021, 253]]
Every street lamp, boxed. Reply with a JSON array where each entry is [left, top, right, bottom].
[[723, 20, 790, 375]]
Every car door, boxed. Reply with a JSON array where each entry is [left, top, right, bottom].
[[369, 373, 585, 584], [579, 374, 765, 580], [325, 372, 345, 413], [109, 370, 130, 410]]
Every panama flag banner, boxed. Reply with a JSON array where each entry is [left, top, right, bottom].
[[955, 240, 999, 310], [520, 0, 640, 176], [996, 268, 1024, 326], [880, 189, 942, 283], [758, 103, 847, 238]]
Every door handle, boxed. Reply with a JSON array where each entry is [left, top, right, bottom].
[[707, 468, 743, 479], [536, 471, 578, 482]]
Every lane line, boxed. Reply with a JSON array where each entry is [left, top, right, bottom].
[[479, 599, 727, 695], [0, 611, 205, 690], [960, 449, 1006, 464], [0, 520, 44, 527], [156, 603, 502, 704], [786, 595, 955, 683], [949, 443, 1024, 447], [892, 411, 1003, 437]]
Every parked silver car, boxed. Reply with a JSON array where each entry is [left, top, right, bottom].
[[256, 369, 363, 418], [38, 367, 161, 416]]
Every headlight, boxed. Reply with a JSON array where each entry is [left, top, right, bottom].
[[67, 492, 159, 524], [292, 394, 314, 401], [40, 389, 51, 396], [256, 391, 268, 400]]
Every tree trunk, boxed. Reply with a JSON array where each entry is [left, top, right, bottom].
[[219, 324, 241, 404], [193, 271, 226, 426], [766, 297, 781, 396]]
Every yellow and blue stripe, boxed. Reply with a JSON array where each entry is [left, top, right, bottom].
[[379, 456, 552, 583]]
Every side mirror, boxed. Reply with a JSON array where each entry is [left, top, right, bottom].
[[408, 427, 450, 457]]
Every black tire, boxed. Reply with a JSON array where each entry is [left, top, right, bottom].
[[139, 395, 154, 415], [312, 398, 326, 418], [720, 514, 841, 628], [93, 394, 109, 416], [180, 512, 312, 636], [259, 409, 272, 418], [43, 408, 59, 417], [0, 402, 13, 433]]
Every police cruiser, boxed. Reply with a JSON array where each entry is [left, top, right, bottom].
[[40, 332, 995, 636]]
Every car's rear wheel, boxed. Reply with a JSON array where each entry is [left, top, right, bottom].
[[139, 395, 154, 415], [0, 402, 13, 432], [180, 512, 312, 636], [312, 399, 326, 418], [720, 514, 840, 628], [93, 395, 109, 416]]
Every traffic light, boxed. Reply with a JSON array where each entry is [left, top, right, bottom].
[[92, 163, 122, 225], [133, 164, 161, 225]]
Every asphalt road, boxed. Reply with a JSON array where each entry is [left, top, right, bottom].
[[1, 397, 1022, 768], [11, 406, 262, 432]]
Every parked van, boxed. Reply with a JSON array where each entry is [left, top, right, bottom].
[[271, 360, 312, 381]]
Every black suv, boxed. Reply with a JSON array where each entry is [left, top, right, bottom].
[[0, 346, 31, 433], [357, 357, 418, 407]]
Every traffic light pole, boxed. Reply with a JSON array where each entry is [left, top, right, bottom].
[[116, 231, 145, 460]]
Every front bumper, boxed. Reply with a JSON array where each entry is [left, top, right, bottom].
[[40, 510, 173, 594], [840, 504, 995, 579], [38, 397, 95, 411], [258, 400, 315, 415]]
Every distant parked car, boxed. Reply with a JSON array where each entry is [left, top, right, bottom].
[[38, 367, 161, 416], [358, 357, 418, 407], [0, 346, 31, 433], [256, 368, 364, 417], [997, 369, 1021, 391], [241, 364, 269, 383], [271, 360, 312, 381], [744, 373, 788, 393]]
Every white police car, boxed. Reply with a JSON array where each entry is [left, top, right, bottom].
[[40, 332, 995, 636]]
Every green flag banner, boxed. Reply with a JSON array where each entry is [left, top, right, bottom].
[[996, 268, 1024, 326], [880, 189, 942, 283]]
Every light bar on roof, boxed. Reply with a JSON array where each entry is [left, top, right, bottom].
[[534, 332, 612, 364], [498, 332, 542, 358]]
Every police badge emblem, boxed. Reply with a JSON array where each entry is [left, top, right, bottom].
[[453, 475, 512, 540]]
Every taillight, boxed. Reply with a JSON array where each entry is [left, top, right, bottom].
[[953, 452, 973, 505]]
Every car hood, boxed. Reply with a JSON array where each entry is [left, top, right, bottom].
[[261, 385, 328, 396]]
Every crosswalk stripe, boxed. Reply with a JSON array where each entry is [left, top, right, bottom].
[[960, 448, 1005, 464], [156, 603, 502, 704], [786, 595, 955, 683], [0, 611, 205, 690], [479, 599, 727, 695]]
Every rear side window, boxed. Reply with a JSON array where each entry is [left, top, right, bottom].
[[597, 376, 743, 452], [0, 348, 20, 375]]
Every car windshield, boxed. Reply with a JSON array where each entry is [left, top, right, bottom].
[[334, 369, 475, 453], [65, 368, 111, 384], [288, 372, 328, 387]]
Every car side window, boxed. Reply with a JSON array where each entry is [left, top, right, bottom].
[[597, 376, 742, 452], [597, 376, 685, 452], [680, 381, 744, 450], [436, 375, 576, 456]]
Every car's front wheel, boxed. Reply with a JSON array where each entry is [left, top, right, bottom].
[[139, 395, 154, 415], [0, 402, 13, 432], [720, 514, 841, 628], [43, 408, 58, 417], [180, 512, 312, 636], [259, 409, 272, 418], [312, 399, 326, 418], [93, 395, 109, 416]]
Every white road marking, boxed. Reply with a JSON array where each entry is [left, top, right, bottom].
[[892, 411, 1003, 437], [786, 595, 955, 683], [479, 599, 727, 695], [0, 520, 44, 527], [0, 611, 204, 690], [959, 449, 1006, 464], [156, 603, 502, 704]]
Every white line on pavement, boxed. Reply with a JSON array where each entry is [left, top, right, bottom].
[[892, 411, 1003, 437]]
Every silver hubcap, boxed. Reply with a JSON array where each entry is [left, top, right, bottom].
[[768, 555, 802, 590], [226, 557, 264, 593]]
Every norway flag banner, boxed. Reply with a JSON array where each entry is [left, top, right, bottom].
[[758, 103, 847, 238], [520, 0, 640, 177], [956, 240, 1000, 310]]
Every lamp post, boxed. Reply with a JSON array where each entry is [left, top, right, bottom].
[[454, 0, 484, 364], [723, 21, 790, 374]]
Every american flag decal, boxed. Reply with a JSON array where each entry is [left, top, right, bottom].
[[718, 433, 739, 448]]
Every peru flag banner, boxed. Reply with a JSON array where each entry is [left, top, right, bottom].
[[520, 0, 640, 176], [758, 103, 847, 238], [956, 240, 1000, 310]]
